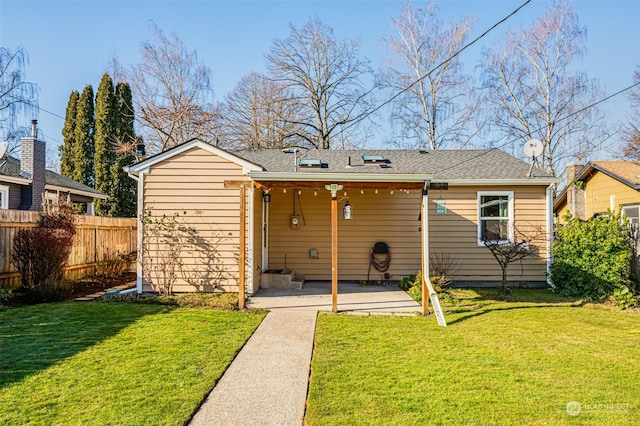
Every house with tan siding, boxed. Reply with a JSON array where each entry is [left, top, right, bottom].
[[127, 139, 558, 306], [554, 161, 640, 223]]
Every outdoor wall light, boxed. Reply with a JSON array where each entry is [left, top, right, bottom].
[[263, 193, 271, 203], [343, 200, 353, 220]]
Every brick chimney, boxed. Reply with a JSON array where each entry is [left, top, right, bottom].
[[566, 162, 585, 220], [20, 120, 46, 211], [566, 163, 584, 185]]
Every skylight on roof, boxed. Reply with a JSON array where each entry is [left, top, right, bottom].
[[299, 159, 322, 167], [362, 154, 386, 163]]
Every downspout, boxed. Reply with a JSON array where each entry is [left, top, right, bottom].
[[546, 184, 555, 287], [126, 166, 146, 294]]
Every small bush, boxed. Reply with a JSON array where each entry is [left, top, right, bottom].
[[399, 272, 420, 291], [13, 228, 74, 289], [98, 248, 129, 278], [20, 281, 72, 303], [12, 201, 76, 304], [0, 288, 13, 308], [550, 213, 635, 305]]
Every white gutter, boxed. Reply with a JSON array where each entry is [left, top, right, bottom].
[[125, 166, 146, 294], [248, 172, 434, 182], [436, 178, 561, 186], [1, 175, 31, 185], [45, 184, 108, 200], [546, 184, 555, 287]]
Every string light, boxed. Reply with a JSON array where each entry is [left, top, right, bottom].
[[360, 189, 364, 195], [390, 189, 394, 195], [314, 190, 318, 196], [375, 189, 378, 194], [298, 189, 301, 195], [283, 188, 287, 194]]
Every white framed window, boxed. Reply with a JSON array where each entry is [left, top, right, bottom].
[[621, 204, 640, 224], [0, 185, 9, 209], [478, 191, 514, 245]]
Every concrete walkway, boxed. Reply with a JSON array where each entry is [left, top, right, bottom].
[[189, 310, 317, 426]]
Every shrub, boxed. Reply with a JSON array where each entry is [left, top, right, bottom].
[[20, 280, 72, 304], [12, 201, 76, 302], [13, 228, 74, 289], [98, 248, 128, 278], [550, 213, 634, 303], [0, 288, 13, 309], [399, 272, 420, 291]]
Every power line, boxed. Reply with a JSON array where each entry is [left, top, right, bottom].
[[359, 0, 532, 121], [5, 95, 66, 120], [433, 81, 640, 175]]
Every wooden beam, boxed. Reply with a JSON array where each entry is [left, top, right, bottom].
[[255, 181, 426, 191], [331, 194, 338, 313], [224, 180, 252, 189], [421, 189, 429, 316], [238, 184, 246, 311]]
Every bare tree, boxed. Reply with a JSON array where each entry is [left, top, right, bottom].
[[480, 1, 607, 177], [130, 23, 221, 153], [622, 66, 640, 159], [483, 225, 545, 294], [0, 47, 38, 143], [266, 17, 376, 149], [383, 0, 478, 149], [220, 72, 303, 149]]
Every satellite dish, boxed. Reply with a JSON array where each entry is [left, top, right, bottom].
[[523, 139, 543, 158], [524, 139, 543, 178], [0, 142, 8, 159]]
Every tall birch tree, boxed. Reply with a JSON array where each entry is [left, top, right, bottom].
[[383, 1, 478, 149], [480, 1, 606, 177]]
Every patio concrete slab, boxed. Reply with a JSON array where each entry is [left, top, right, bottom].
[[189, 310, 316, 426], [247, 282, 421, 313]]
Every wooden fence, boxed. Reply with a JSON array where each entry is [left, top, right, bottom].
[[0, 209, 137, 289]]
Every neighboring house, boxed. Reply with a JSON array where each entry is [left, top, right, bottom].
[[554, 161, 640, 223], [127, 139, 559, 300], [0, 122, 106, 214]]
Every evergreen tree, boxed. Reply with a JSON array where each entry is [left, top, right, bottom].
[[73, 85, 95, 187], [94, 74, 116, 215], [60, 90, 79, 178], [110, 82, 137, 217]]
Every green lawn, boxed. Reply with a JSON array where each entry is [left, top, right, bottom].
[[307, 289, 640, 425], [0, 302, 264, 425]]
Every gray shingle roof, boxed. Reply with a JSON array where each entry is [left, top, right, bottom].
[[233, 148, 554, 181], [0, 156, 105, 196]]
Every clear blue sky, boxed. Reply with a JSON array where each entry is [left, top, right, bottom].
[[1, 0, 639, 163]]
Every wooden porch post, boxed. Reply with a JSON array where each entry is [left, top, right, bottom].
[[421, 187, 429, 316], [331, 193, 338, 313], [239, 184, 246, 311]]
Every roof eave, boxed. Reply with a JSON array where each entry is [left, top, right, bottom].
[[128, 139, 263, 174], [45, 184, 108, 200], [0, 175, 32, 185], [247, 172, 433, 182], [436, 178, 561, 186], [588, 163, 640, 190]]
